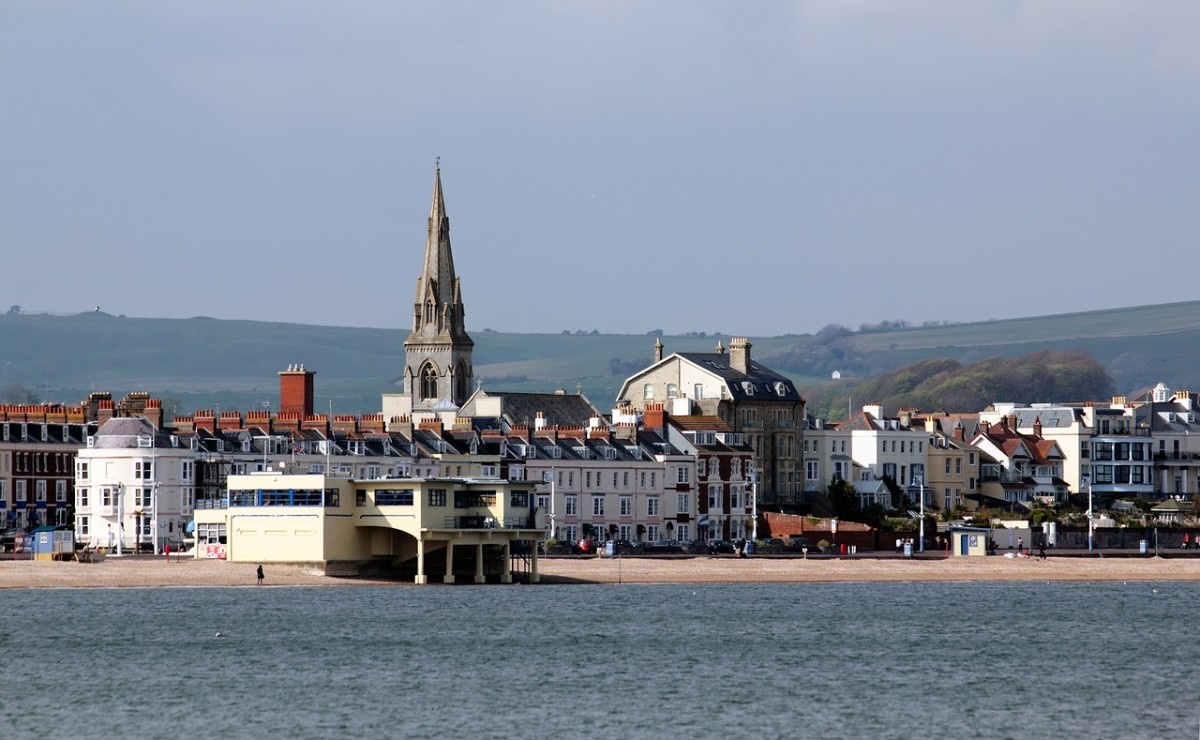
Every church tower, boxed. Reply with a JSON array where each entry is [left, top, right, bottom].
[[402, 165, 474, 412]]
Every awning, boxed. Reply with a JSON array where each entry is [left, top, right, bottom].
[[697, 516, 710, 528]]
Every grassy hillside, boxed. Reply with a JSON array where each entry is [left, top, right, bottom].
[[2, 301, 1198, 416]]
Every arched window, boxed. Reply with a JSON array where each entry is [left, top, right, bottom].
[[643, 384, 654, 400], [667, 383, 678, 399], [424, 300, 435, 325], [421, 364, 439, 400], [454, 363, 470, 401]]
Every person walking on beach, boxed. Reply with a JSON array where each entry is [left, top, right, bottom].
[[256, 564, 264, 585], [1038, 538, 1046, 560]]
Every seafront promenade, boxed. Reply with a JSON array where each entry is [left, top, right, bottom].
[[2, 550, 1198, 588]]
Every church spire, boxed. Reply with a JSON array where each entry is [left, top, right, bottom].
[[403, 164, 474, 411], [409, 163, 471, 343]]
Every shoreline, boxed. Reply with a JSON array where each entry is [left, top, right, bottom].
[[2, 554, 1198, 589]]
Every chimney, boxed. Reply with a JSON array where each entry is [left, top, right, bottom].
[[898, 409, 912, 428], [1033, 416, 1043, 438], [279, 364, 315, 417], [643, 402, 666, 432], [1007, 413, 1017, 431], [729, 337, 751, 374], [954, 422, 965, 441], [654, 338, 664, 363]]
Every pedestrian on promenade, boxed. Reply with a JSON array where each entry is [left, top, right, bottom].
[[256, 564, 264, 585]]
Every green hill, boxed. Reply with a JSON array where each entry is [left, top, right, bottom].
[[1, 300, 1198, 417]]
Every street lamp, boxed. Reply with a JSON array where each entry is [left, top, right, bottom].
[[914, 473, 926, 553], [1082, 473, 1093, 552]]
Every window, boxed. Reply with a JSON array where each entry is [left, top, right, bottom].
[[806, 461, 819, 481], [667, 383, 677, 398], [694, 384, 704, 400], [36, 480, 47, 503], [101, 487, 114, 507], [537, 494, 549, 512], [646, 524, 660, 542], [708, 485, 720, 510], [677, 492, 689, 513], [730, 485, 741, 509], [647, 496, 659, 516], [421, 363, 439, 400], [677, 467, 690, 484], [428, 489, 447, 506], [134, 460, 154, 480], [16, 480, 27, 502], [643, 383, 654, 400], [77, 461, 89, 480], [55, 480, 67, 503], [375, 489, 415, 506], [356, 489, 367, 506], [676, 524, 690, 542], [565, 495, 578, 516], [955, 458, 962, 475], [77, 515, 89, 538], [945, 457, 951, 475], [77, 487, 89, 508], [592, 496, 605, 516], [620, 496, 632, 516]]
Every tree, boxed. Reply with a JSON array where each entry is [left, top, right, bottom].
[[6, 305, 19, 315]]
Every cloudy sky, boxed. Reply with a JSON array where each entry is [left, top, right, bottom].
[[3, 2, 1198, 336]]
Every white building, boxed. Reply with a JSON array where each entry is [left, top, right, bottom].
[[74, 417, 195, 553]]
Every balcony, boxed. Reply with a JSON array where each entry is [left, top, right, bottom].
[[444, 515, 535, 529]]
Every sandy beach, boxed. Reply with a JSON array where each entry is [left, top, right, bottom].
[[2, 553, 1198, 589]]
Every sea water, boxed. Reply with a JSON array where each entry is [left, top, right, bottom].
[[1, 581, 1197, 739]]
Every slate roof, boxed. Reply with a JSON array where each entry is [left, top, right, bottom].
[[674, 352, 803, 402], [91, 417, 172, 449], [470, 391, 603, 429]]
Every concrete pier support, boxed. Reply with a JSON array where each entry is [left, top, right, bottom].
[[530, 543, 540, 584], [500, 542, 512, 584], [474, 543, 485, 584], [415, 539, 428, 585], [443, 542, 455, 584]]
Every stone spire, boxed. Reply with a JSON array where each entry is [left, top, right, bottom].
[[403, 164, 474, 410], [409, 164, 471, 345]]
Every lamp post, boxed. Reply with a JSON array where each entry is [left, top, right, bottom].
[[116, 484, 124, 556], [152, 481, 160, 555], [1082, 473, 1094, 552], [915, 473, 925, 553], [133, 508, 142, 553]]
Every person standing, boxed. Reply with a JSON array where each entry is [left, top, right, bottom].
[[256, 564, 264, 585]]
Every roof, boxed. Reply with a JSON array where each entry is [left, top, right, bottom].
[[674, 352, 803, 402], [476, 391, 603, 428], [91, 417, 173, 449]]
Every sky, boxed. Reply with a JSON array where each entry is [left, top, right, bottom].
[[2, 2, 1198, 337]]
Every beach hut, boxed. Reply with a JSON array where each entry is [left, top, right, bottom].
[[31, 526, 75, 561], [949, 525, 991, 557]]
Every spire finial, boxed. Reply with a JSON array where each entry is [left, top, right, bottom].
[[436, 156, 441, 171]]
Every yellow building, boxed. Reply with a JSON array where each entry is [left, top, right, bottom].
[[193, 470, 545, 584]]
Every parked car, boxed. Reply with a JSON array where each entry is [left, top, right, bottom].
[[575, 539, 596, 554]]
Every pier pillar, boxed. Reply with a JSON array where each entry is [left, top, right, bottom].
[[474, 543, 485, 584], [443, 542, 455, 584], [415, 539, 428, 584], [530, 542, 540, 584], [500, 542, 512, 584]]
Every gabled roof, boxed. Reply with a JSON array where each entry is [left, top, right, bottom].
[[617, 349, 803, 404]]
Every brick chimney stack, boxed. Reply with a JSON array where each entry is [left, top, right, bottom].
[[279, 364, 315, 418], [729, 337, 751, 375]]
